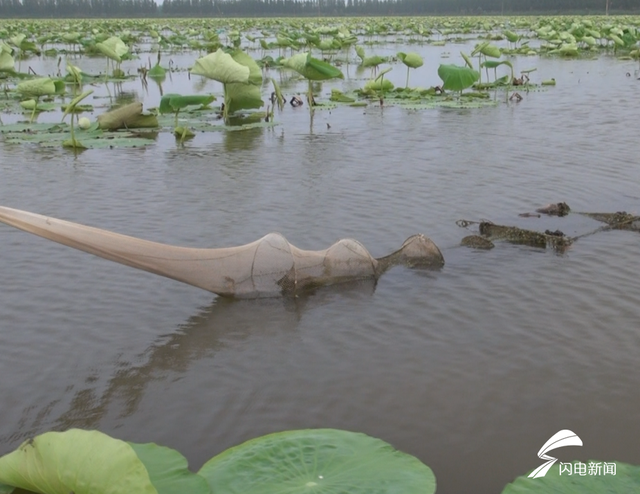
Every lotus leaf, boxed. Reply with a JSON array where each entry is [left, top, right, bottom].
[[501, 461, 640, 494], [0, 429, 157, 494], [19, 100, 56, 111], [198, 429, 436, 494], [0, 52, 15, 72], [283, 52, 343, 81], [437, 64, 480, 92], [159, 94, 215, 114], [17, 78, 65, 97], [190, 49, 250, 85], [364, 78, 394, 91], [397, 52, 424, 69], [66, 62, 83, 84], [505, 30, 520, 43], [479, 43, 501, 58], [96, 36, 128, 63], [148, 63, 166, 79], [330, 89, 355, 103], [225, 82, 263, 114], [229, 49, 262, 86], [128, 442, 210, 494]]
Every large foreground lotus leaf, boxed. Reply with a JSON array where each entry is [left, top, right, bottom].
[[284, 52, 344, 81], [17, 77, 65, 97], [198, 429, 436, 494], [190, 49, 250, 85], [0, 429, 157, 494], [229, 49, 262, 86], [96, 36, 128, 63], [225, 82, 263, 114], [128, 442, 210, 494], [437, 64, 479, 91], [501, 460, 640, 494]]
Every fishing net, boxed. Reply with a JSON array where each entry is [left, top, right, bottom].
[[0, 207, 443, 298]]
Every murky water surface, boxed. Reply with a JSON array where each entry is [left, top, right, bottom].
[[1, 41, 640, 493]]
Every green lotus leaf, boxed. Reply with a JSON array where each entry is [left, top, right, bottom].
[[9, 34, 25, 47], [148, 63, 166, 79], [610, 34, 625, 47], [225, 82, 263, 114], [481, 60, 512, 70], [355, 45, 365, 61], [0, 51, 15, 72], [283, 52, 343, 81], [159, 94, 216, 114], [437, 64, 480, 91], [62, 32, 81, 43], [19, 100, 56, 111], [0, 429, 157, 494], [501, 460, 640, 494], [128, 442, 210, 494], [62, 89, 93, 120], [17, 77, 65, 97], [190, 49, 250, 85], [198, 429, 436, 494], [66, 62, 83, 83], [397, 51, 424, 69], [479, 43, 501, 58], [96, 36, 128, 63], [362, 54, 385, 68], [461, 51, 474, 69], [330, 89, 355, 103], [505, 30, 520, 43], [19, 40, 40, 54], [364, 78, 394, 91], [229, 49, 262, 86]]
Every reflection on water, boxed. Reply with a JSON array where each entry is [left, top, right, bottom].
[[1, 44, 640, 494]]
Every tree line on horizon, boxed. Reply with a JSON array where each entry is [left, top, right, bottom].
[[0, 0, 635, 19]]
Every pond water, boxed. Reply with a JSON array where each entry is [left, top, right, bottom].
[[1, 40, 640, 493]]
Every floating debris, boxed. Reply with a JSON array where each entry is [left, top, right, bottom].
[[461, 235, 494, 249], [536, 202, 571, 217]]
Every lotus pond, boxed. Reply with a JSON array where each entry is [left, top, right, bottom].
[[1, 16, 640, 494]]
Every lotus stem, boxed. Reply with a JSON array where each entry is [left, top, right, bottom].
[[223, 85, 229, 124], [29, 96, 39, 123], [308, 79, 314, 114], [406, 66, 410, 88]]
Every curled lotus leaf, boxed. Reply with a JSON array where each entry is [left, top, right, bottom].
[[95, 36, 128, 63], [17, 77, 65, 97], [0, 429, 157, 494], [198, 429, 436, 494], [437, 64, 480, 91], [190, 49, 250, 85], [283, 52, 344, 81], [397, 51, 424, 69], [229, 49, 262, 86]]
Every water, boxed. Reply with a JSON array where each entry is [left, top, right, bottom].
[[1, 43, 640, 493]]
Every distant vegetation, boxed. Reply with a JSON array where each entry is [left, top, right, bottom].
[[0, 0, 638, 19]]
